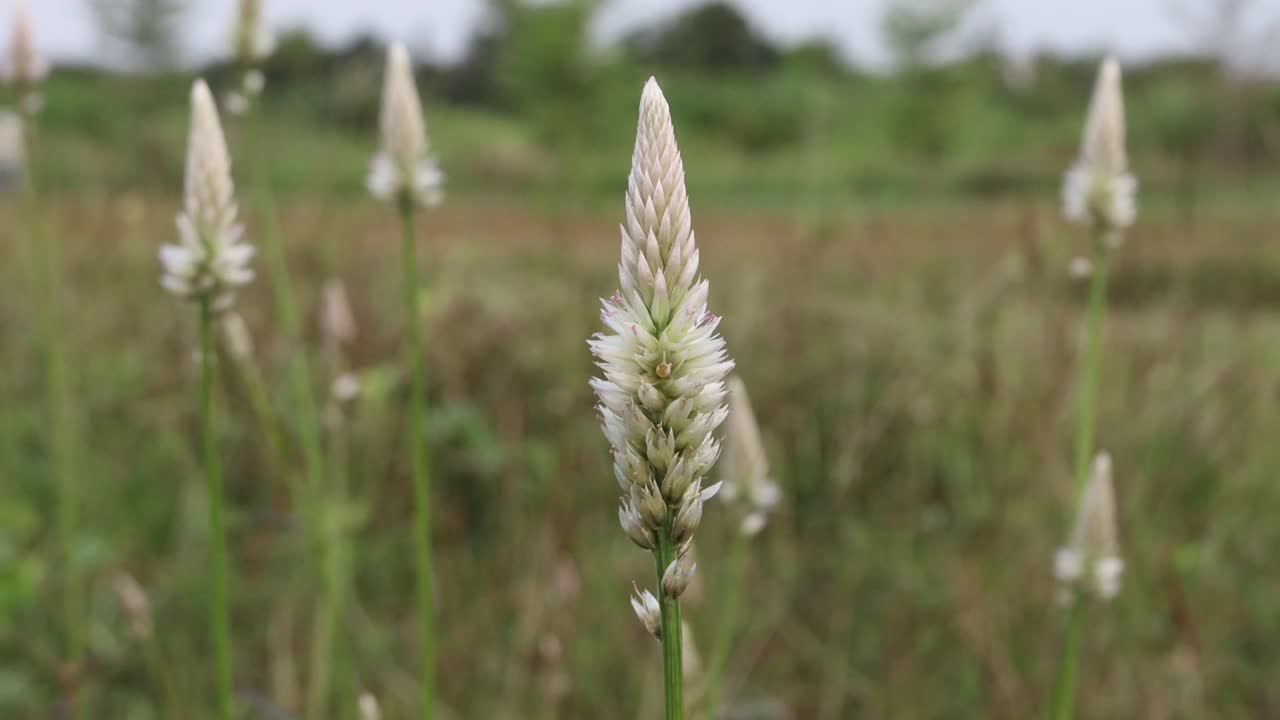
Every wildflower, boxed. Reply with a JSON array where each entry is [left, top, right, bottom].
[[112, 573, 153, 641], [0, 110, 22, 189], [589, 78, 733, 600], [159, 80, 254, 311], [3, 0, 46, 90], [1063, 57, 1136, 236], [321, 278, 357, 348], [630, 585, 662, 639], [357, 693, 381, 720], [221, 312, 254, 360], [720, 376, 781, 536], [368, 43, 443, 208], [230, 0, 274, 65], [1055, 452, 1123, 600]]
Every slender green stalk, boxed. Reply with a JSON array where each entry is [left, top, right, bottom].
[[141, 632, 183, 720], [243, 104, 326, 507], [703, 529, 750, 718], [1072, 243, 1109, 496], [201, 299, 235, 720], [21, 120, 85, 717], [1051, 235, 1110, 720], [309, 401, 354, 720], [400, 199, 436, 719], [655, 530, 685, 720]]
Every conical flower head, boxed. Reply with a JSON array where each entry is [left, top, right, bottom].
[[590, 78, 733, 555], [4, 0, 47, 95], [159, 80, 254, 310], [1064, 57, 1136, 233], [231, 0, 274, 64], [368, 43, 443, 207], [721, 376, 781, 535], [1055, 452, 1123, 600]]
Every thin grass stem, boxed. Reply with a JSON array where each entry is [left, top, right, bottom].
[[200, 298, 235, 720], [655, 529, 685, 720]]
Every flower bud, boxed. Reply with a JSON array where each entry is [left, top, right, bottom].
[[661, 552, 696, 600], [619, 501, 655, 550]]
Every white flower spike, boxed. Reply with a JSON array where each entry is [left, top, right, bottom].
[[159, 80, 254, 311], [368, 43, 443, 208], [721, 376, 781, 535], [1055, 452, 1124, 600], [231, 0, 275, 65], [4, 0, 45, 84], [1063, 57, 1136, 236], [591, 77, 733, 600]]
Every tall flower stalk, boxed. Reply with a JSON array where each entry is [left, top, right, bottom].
[[7, 9, 85, 713], [590, 77, 733, 720], [705, 376, 780, 716], [369, 43, 444, 720], [1051, 56, 1135, 720], [160, 80, 255, 720]]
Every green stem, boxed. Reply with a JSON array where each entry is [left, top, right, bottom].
[[201, 299, 235, 720], [655, 530, 684, 720], [309, 402, 354, 720], [1051, 235, 1110, 720], [1072, 243, 1109, 496], [1051, 602, 1086, 720], [244, 104, 326, 509], [400, 199, 436, 719], [22, 119, 85, 717], [703, 528, 749, 718]]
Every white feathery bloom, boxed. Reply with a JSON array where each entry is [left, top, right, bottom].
[[230, 0, 275, 65], [1063, 57, 1136, 235], [720, 376, 781, 535], [368, 43, 443, 208], [1055, 452, 1123, 600], [589, 78, 733, 600], [159, 80, 254, 311], [3, 0, 47, 90]]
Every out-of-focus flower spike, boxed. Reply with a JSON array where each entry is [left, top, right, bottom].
[[368, 43, 444, 208], [321, 278, 357, 348], [721, 376, 781, 535], [1055, 451, 1124, 600], [1063, 57, 1137, 236], [159, 80, 254, 310], [231, 0, 275, 65]]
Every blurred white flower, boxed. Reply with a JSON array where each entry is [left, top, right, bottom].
[[368, 43, 443, 208], [331, 373, 361, 403], [224, 91, 248, 117], [221, 312, 254, 360], [243, 69, 266, 96], [321, 278, 357, 347], [231, 0, 275, 65], [356, 692, 381, 720], [3, 0, 47, 91], [589, 79, 733, 597], [1067, 256, 1093, 280], [721, 376, 781, 535], [1063, 57, 1136, 234], [159, 80, 254, 311], [1055, 452, 1124, 600], [0, 110, 23, 189]]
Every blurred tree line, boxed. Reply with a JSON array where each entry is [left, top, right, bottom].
[[50, 0, 1280, 199]]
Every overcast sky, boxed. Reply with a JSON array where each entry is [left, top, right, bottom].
[[3, 0, 1256, 68]]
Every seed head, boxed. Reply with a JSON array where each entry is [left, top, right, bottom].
[[1063, 57, 1136, 235], [3, 0, 46, 92], [159, 80, 254, 311], [231, 0, 275, 65], [630, 585, 662, 639], [368, 43, 444, 208], [1055, 452, 1123, 600]]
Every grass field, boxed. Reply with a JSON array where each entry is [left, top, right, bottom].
[[4, 182, 1280, 717]]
